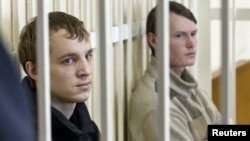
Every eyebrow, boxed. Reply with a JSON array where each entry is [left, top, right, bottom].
[[58, 53, 77, 60], [58, 48, 93, 60], [87, 48, 93, 54], [192, 29, 198, 33], [178, 29, 198, 33]]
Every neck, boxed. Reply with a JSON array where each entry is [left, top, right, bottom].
[[170, 66, 185, 77], [51, 101, 76, 119]]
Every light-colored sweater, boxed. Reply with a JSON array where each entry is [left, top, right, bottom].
[[128, 57, 221, 141]]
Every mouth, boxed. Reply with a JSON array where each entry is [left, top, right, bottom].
[[185, 52, 196, 57], [76, 82, 91, 91]]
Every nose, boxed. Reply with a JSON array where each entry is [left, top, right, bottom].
[[186, 35, 196, 48], [77, 58, 92, 78]]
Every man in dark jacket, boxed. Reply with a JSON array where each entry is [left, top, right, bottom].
[[0, 38, 35, 141], [18, 12, 99, 141]]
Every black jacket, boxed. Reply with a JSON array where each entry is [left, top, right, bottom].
[[21, 77, 100, 141]]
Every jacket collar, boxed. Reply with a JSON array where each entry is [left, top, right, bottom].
[[145, 56, 158, 80], [52, 103, 97, 135], [146, 57, 197, 97], [170, 69, 198, 97], [21, 76, 98, 139]]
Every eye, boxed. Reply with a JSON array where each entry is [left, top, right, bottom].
[[85, 53, 93, 61], [191, 31, 197, 37], [62, 57, 75, 64], [176, 33, 184, 39]]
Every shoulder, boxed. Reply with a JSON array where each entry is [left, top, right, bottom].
[[129, 108, 158, 141], [129, 73, 157, 118], [131, 68, 157, 103], [128, 72, 158, 141]]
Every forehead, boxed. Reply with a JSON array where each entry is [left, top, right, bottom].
[[169, 12, 197, 32], [49, 29, 91, 55]]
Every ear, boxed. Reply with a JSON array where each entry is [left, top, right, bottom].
[[147, 32, 157, 51], [25, 61, 38, 81]]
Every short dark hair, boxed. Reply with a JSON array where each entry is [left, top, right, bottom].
[[18, 11, 90, 88], [146, 1, 197, 34], [146, 1, 197, 55]]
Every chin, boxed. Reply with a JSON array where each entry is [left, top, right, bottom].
[[73, 92, 89, 103], [80, 93, 90, 101], [185, 63, 195, 67], [186, 60, 195, 66]]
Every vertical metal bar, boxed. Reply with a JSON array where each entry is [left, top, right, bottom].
[[190, 0, 212, 97], [81, 0, 93, 118], [221, 0, 235, 124], [126, 0, 133, 90], [157, 0, 169, 141], [117, 0, 124, 140], [97, 0, 114, 140], [188, 0, 198, 78], [133, 0, 143, 80], [125, 0, 133, 137], [230, 0, 236, 124], [90, 0, 101, 129], [37, 0, 51, 141]]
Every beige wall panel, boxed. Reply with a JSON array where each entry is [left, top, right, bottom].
[[67, 0, 80, 17], [90, 0, 96, 31], [26, 0, 37, 20], [91, 49, 101, 128], [113, 0, 118, 26], [12, 0, 26, 51], [53, 0, 67, 12], [79, 0, 91, 30], [122, 1, 127, 23], [0, 0, 12, 50]]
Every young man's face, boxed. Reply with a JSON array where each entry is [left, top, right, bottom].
[[49, 29, 93, 105], [169, 12, 197, 68]]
